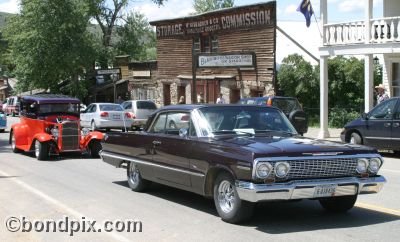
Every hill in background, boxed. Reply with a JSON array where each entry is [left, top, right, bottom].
[[0, 12, 14, 29]]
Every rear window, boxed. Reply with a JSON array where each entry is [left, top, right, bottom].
[[272, 98, 302, 114], [137, 101, 157, 110], [99, 104, 123, 111]]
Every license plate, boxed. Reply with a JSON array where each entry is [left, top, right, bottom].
[[113, 114, 120, 119], [314, 184, 337, 197]]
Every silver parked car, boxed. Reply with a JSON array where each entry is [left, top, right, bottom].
[[80, 103, 133, 131], [121, 100, 157, 130]]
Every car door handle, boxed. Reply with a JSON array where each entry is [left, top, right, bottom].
[[393, 123, 400, 128], [152, 140, 161, 146], [384, 123, 391, 128]]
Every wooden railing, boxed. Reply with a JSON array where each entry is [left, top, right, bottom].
[[323, 17, 400, 45]]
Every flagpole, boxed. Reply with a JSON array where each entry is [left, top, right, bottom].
[[311, 3, 323, 38]]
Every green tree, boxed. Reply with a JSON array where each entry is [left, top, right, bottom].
[[193, 0, 234, 14], [5, 0, 96, 98], [85, 0, 166, 67], [277, 54, 319, 113], [115, 12, 156, 61]]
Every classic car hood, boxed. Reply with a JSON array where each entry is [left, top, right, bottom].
[[217, 135, 375, 156]]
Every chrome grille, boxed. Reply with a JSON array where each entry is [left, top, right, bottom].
[[61, 121, 79, 150], [272, 158, 358, 181]]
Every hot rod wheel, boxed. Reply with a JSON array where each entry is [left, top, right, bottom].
[[35, 140, 49, 161]]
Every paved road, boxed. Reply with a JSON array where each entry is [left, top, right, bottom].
[[0, 117, 399, 242]]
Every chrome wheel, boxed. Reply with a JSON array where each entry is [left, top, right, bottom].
[[128, 162, 139, 186], [217, 180, 235, 213], [91, 121, 96, 131], [35, 140, 40, 158]]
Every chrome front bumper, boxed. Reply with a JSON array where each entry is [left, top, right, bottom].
[[236, 176, 386, 203]]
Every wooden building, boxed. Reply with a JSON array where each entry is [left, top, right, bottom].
[[90, 56, 158, 105], [150, 1, 277, 104]]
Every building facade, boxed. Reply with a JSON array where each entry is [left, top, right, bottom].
[[150, 1, 277, 105], [90, 56, 158, 105], [319, 0, 400, 138]]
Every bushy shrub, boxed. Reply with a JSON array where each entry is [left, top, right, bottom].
[[328, 108, 360, 128]]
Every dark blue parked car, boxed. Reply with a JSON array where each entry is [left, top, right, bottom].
[[341, 97, 400, 152]]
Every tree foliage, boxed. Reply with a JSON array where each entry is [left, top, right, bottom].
[[278, 54, 383, 127], [193, 0, 234, 14], [277, 54, 319, 112], [115, 12, 156, 61], [85, 0, 166, 66], [5, 0, 96, 97]]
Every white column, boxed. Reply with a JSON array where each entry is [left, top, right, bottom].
[[365, 0, 373, 43], [318, 56, 330, 139], [365, 54, 374, 112], [320, 0, 327, 45]]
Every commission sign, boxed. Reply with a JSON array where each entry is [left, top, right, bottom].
[[198, 53, 255, 68]]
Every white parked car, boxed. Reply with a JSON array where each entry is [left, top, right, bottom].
[[121, 100, 157, 130], [80, 103, 133, 131]]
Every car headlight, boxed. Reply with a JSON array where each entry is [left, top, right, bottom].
[[356, 158, 368, 173], [256, 162, 272, 179], [81, 128, 90, 136], [275, 162, 290, 178], [368, 158, 382, 173], [51, 127, 59, 138]]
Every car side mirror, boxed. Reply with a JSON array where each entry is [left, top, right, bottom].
[[361, 113, 368, 120], [179, 128, 188, 138]]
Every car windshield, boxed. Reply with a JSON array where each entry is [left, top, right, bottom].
[[137, 101, 157, 109], [99, 104, 123, 111], [38, 103, 80, 115], [197, 106, 297, 137]]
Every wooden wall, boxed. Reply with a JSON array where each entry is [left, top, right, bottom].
[[156, 27, 275, 82]]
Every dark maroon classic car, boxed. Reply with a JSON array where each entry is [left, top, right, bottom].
[[100, 105, 386, 223]]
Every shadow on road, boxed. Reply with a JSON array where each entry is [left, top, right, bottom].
[[113, 179, 399, 233], [113, 180, 217, 216]]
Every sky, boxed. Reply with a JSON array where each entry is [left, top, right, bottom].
[[0, 0, 385, 64]]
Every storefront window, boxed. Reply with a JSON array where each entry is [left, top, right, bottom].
[[193, 36, 218, 54]]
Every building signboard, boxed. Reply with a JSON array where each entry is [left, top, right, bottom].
[[153, 2, 275, 38], [197, 53, 255, 68]]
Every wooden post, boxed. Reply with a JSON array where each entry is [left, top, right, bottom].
[[192, 54, 197, 104]]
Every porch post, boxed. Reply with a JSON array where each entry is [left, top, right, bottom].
[[365, 0, 373, 44], [365, 54, 374, 112], [318, 0, 329, 139], [318, 56, 330, 139]]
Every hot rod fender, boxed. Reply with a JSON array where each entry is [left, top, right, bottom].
[[81, 131, 104, 147], [10, 124, 54, 151]]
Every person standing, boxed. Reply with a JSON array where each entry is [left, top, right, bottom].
[[375, 84, 389, 105], [116, 96, 124, 104], [216, 93, 225, 104], [178, 96, 185, 104]]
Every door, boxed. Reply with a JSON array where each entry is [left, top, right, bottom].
[[196, 80, 220, 103], [82, 104, 97, 127], [364, 98, 397, 149], [177, 86, 186, 104], [391, 99, 400, 149], [230, 89, 240, 104], [148, 111, 192, 187], [163, 84, 171, 105]]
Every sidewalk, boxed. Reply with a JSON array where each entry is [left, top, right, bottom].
[[303, 127, 342, 142]]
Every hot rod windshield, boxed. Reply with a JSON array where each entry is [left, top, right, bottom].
[[38, 103, 80, 115], [196, 106, 297, 137]]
